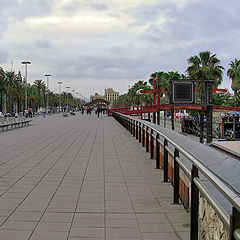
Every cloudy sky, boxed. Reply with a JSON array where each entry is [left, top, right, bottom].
[[0, 0, 240, 98]]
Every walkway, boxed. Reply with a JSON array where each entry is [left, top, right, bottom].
[[0, 113, 190, 240]]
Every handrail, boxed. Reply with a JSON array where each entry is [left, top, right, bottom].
[[112, 111, 240, 240]]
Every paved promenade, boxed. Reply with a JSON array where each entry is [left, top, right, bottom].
[[0, 113, 190, 240]]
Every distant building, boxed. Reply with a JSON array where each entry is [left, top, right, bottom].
[[105, 88, 119, 104], [90, 93, 105, 102], [89, 88, 119, 107]]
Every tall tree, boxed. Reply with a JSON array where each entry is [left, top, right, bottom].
[[0, 67, 6, 112], [33, 79, 46, 109], [5, 71, 19, 113], [186, 51, 224, 88], [227, 59, 240, 98], [149, 71, 165, 87]]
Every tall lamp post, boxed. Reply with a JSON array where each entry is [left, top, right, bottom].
[[45, 74, 51, 113], [58, 81, 63, 113], [21, 61, 31, 110], [66, 86, 70, 111]]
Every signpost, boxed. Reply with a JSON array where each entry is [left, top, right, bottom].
[[170, 79, 214, 143]]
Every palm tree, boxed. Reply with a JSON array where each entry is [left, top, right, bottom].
[[186, 51, 224, 88], [0, 67, 6, 112], [5, 71, 19, 113], [33, 79, 46, 109], [129, 80, 148, 105], [149, 71, 165, 87], [227, 59, 240, 98]]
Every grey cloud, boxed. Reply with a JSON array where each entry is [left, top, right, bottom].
[[11, 0, 54, 20], [0, 0, 18, 37], [125, 2, 174, 26], [89, 3, 108, 11], [52, 53, 151, 80], [63, 1, 107, 13], [34, 40, 52, 49], [0, 49, 9, 64]]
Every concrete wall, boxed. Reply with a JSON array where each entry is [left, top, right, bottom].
[[199, 194, 229, 240]]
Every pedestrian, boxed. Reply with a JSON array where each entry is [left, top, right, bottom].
[[28, 108, 32, 118], [24, 109, 28, 118], [42, 108, 46, 117]]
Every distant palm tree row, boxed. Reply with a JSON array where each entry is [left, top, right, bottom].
[[113, 51, 240, 107], [0, 69, 80, 114]]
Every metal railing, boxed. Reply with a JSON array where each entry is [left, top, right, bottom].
[[112, 112, 240, 240]]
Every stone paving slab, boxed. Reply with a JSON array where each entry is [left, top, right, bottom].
[[0, 113, 190, 240]]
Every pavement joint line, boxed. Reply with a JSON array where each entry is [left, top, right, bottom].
[[0, 114, 191, 240], [108, 119, 144, 240], [0, 118, 85, 172], [0, 118, 94, 230], [27, 119, 97, 239], [0, 122, 86, 199], [112, 118, 186, 240], [66, 120, 100, 240]]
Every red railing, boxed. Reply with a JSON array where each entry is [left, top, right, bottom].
[[108, 104, 240, 116]]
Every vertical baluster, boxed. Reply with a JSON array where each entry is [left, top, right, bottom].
[[230, 207, 240, 240], [142, 125, 145, 147], [139, 122, 141, 143], [163, 139, 168, 182], [173, 148, 180, 204], [150, 129, 154, 159], [146, 127, 149, 152], [156, 133, 160, 169], [190, 165, 199, 240]]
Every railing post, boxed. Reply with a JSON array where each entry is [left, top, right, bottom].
[[139, 122, 141, 143], [173, 148, 180, 204], [230, 207, 240, 240], [156, 133, 160, 169], [142, 125, 145, 147], [133, 120, 135, 137], [190, 165, 199, 240], [157, 111, 160, 125], [150, 129, 154, 159], [146, 127, 149, 152], [163, 139, 168, 182], [136, 121, 138, 140], [130, 119, 133, 134], [153, 112, 156, 124]]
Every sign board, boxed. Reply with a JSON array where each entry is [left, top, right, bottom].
[[173, 82, 193, 103]]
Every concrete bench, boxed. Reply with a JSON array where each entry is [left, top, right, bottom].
[[62, 113, 69, 117], [0, 119, 32, 131]]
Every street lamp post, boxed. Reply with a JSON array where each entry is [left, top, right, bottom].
[[45, 74, 51, 113], [66, 86, 70, 111], [21, 61, 31, 110], [58, 82, 63, 113]]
